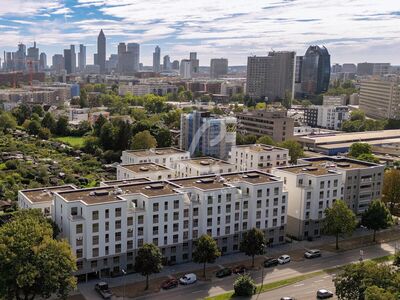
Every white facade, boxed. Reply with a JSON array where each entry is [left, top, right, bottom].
[[317, 105, 350, 130], [116, 163, 175, 181], [176, 157, 236, 177], [230, 144, 290, 171], [120, 147, 190, 169], [69, 108, 90, 123], [180, 60, 192, 79]]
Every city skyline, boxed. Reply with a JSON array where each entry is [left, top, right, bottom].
[[0, 1, 399, 65]]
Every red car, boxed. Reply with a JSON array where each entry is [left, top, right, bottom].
[[161, 278, 179, 290], [232, 265, 247, 274]]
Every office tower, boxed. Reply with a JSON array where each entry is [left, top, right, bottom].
[[189, 52, 199, 74], [210, 58, 228, 79], [153, 46, 161, 72], [78, 44, 86, 71], [3, 52, 14, 71], [295, 55, 303, 94], [359, 77, 400, 119], [172, 60, 179, 70], [15, 43, 26, 71], [71, 45, 76, 73], [163, 55, 171, 71], [52, 54, 64, 74], [301, 45, 330, 95], [39, 53, 47, 70], [180, 59, 192, 79], [106, 54, 118, 73], [27, 42, 39, 72], [93, 53, 98, 66], [246, 51, 296, 100], [331, 63, 342, 73], [342, 63, 356, 73], [127, 43, 140, 72], [63, 49, 71, 74], [97, 29, 106, 73]]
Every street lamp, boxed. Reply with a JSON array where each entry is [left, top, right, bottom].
[[122, 268, 127, 300], [359, 250, 364, 262]]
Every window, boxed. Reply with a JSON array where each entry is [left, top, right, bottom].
[[105, 221, 109, 231], [226, 215, 231, 223], [226, 204, 231, 213], [153, 214, 159, 223], [173, 223, 179, 232], [127, 240, 133, 249], [225, 226, 230, 235], [153, 238, 158, 246], [256, 211, 261, 219], [243, 201, 248, 209], [173, 212, 179, 220], [274, 187, 279, 195], [153, 226, 159, 235], [92, 223, 99, 233], [208, 196, 213, 205], [115, 220, 121, 229], [92, 210, 99, 220], [235, 202, 240, 210], [193, 207, 199, 216], [127, 216, 133, 226], [153, 203, 159, 212], [174, 200, 179, 209], [257, 189, 262, 197], [184, 209, 189, 218], [138, 215, 144, 224], [306, 192, 311, 200], [115, 232, 121, 241], [207, 207, 212, 216], [138, 239, 144, 247], [164, 201, 168, 210], [115, 207, 121, 217], [243, 211, 248, 219], [115, 244, 121, 253], [76, 224, 83, 234], [92, 248, 99, 257], [76, 249, 83, 258], [257, 200, 262, 208], [320, 181, 325, 189], [193, 218, 198, 227], [92, 235, 99, 245], [226, 193, 231, 202]]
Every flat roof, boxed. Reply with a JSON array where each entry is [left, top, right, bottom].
[[58, 182, 181, 205], [123, 147, 188, 157], [317, 137, 400, 150], [301, 157, 380, 169], [21, 185, 77, 203], [179, 157, 233, 167], [100, 178, 151, 186], [276, 164, 338, 176], [233, 144, 287, 152], [119, 163, 172, 173]]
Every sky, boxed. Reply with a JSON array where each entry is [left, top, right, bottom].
[[0, 0, 400, 66]]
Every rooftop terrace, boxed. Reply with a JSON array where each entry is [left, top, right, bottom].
[[21, 185, 77, 203], [119, 163, 172, 173], [123, 147, 188, 157]]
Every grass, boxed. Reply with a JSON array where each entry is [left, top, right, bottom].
[[54, 136, 86, 148], [205, 271, 325, 300], [370, 254, 395, 263]]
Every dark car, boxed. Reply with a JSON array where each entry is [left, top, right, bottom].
[[264, 257, 279, 268], [161, 278, 179, 289], [216, 267, 232, 278], [304, 249, 321, 259], [232, 264, 247, 274], [95, 282, 112, 299], [317, 289, 334, 299]]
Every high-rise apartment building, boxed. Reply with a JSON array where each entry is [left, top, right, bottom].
[[342, 63, 357, 73], [78, 44, 86, 71], [163, 55, 171, 71], [153, 46, 161, 72], [172, 60, 179, 70], [97, 29, 106, 74], [210, 58, 228, 79], [300, 45, 330, 96], [236, 108, 294, 142], [359, 78, 400, 119], [180, 59, 192, 79], [180, 111, 237, 160], [246, 51, 295, 101], [357, 62, 391, 76]]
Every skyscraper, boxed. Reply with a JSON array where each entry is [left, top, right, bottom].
[[180, 59, 192, 79], [246, 51, 296, 101], [52, 54, 64, 74], [127, 43, 140, 72], [70, 45, 76, 74], [63, 49, 72, 74], [97, 29, 106, 73], [163, 55, 171, 71], [301, 45, 330, 95], [27, 42, 39, 72], [153, 46, 161, 72], [39, 52, 47, 70], [189, 52, 199, 74], [172, 60, 180, 70], [78, 44, 86, 71], [210, 58, 228, 79], [15, 43, 26, 71]]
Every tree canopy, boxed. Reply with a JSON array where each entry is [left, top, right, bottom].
[[278, 140, 304, 164], [240, 228, 265, 267], [134, 243, 163, 290], [361, 199, 393, 242], [130, 130, 157, 150], [382, 169, 400, 214], [192, 235, 221, 279]]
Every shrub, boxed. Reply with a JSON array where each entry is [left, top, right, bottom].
[[233, 274, 256, 296], [393, 252, 400, 267]]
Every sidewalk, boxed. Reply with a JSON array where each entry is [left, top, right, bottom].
[[78, 225, 400, 299]]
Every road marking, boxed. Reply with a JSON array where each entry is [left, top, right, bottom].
[[293, 283, 304, 287], [323, 275, 331, 279], [314, 279, 324, 283], [192, 290, 206, 294]]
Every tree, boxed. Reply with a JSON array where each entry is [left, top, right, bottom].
[[0, 210, 76, 299], [93, 114, 108, 136], [192, 235, 221, 279], [356, 153, 379, 163], [240, 228, 265, 267], [365, 286, 397, 300], [55, 116, 70, 136], [256, 135, 275, 146], [27, 119, 41, 135], [99, 122, 115, 150], [350, 110, 366, 121], [0, 112, 17, 132], [41, 112, 56, 133], [130, 130, 157, 150], [393, 251, 400, 267], [361, 200, 393, 242], [233, 274, 257, 296], [323, 200, 357, 250], [255, 102, 266, 110], [79, 89, 88, 108], [349, 142, 371, 158], [38, 127, 51, 140], [382, 169, 400, 214], [152, 127, 172, 148], [279, 140, 304, 164], [32, 105, 44, 117], [135, 243, 163, 290]]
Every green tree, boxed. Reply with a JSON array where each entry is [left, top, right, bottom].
[[382, 169, 400, 214], [240, 228, 265, 267], [32, 105, 44, 117], [356, 153, 379, 163], [38, 127, 51, 140], [130, 130, 157, 150], [12, 104, 31, 125], [0, 112, 17, 132], [55, 116, 70, 136], [349, 142, 371, 158], [134, 243, 163, 290], [152, 127, 172, 148], [350, 110, 366, 121], [393, 251, 400, 267], [99, 122, 115, 150], [192, 235, 221, 279], [362, 200, 392, 242], [256, 135, 275, 145], [93, 114, 108, 136], [323, 200, 357, 250], [79, 89, 88, 108], [365, 286, 397, 300], [41, 112, 56, 133], [233, 274, 257, 296], [0, 210, 77, 299], [279, 140, 304, 164], [82, 136, 100, 154], [27, 119, 41, 135]]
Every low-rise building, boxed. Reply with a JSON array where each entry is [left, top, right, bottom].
[[116, 163, 175, 181], [176, 157, 236, 177]]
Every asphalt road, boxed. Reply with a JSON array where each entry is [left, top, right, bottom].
[[130, 240, 395, 300]]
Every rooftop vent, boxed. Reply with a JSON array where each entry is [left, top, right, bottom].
[[337, 163, 350, 168], [139, 166, 149, 171], [155, 151, 163, 155], [246, 173, 260, 178], [200, 178, 214, 184], [149, 183, 164, 189], [200, 160, 210, 166], [94, 190, 109, 196], [306, 167, 318, 171]]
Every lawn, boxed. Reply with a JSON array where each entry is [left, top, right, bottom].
[[55, 136, 86, 148]]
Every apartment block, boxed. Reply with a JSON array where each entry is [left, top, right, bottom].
[[273, 164, 344, 240], [229, 144, 290, 171], [116, 163, 175, 181], [298, 157, 383, 214], [175, 157, 236, 177], [18, 171, 286, 279], [120, 147, 190, 169], [304, 105, 349, 130], [100, 178, 151, 187], [236, 109, 294, 142]]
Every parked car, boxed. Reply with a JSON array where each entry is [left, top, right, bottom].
[[304, 249, 321, 259], [264, 257, 279, 268], [277, 255, 291, 264], [216, 267, 232, 278], [232, 264, 247, 274], [280, 297, 295, 300], [161, 278, 179, 289], [179, 273, 197, 285], [95, 282, 112, 299], [317, 289, 334, 299]]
